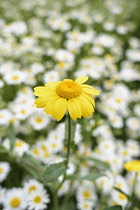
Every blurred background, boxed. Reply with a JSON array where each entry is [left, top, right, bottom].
[[0, 0, 140, 209]]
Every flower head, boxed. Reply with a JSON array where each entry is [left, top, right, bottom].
[[124, 160, 140, 172], [33, 76, 100, 121]]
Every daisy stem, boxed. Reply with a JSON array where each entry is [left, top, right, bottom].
[[66, 113, 72, 167], [54, 114, 72, 210]]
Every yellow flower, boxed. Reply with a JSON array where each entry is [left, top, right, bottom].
[[124, 160, 140, 172], [33, 76, 100, 121]]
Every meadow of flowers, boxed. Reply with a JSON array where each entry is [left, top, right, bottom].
[[0, 0, 140, 209]]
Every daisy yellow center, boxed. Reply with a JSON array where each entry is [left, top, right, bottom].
[[33, 196, 42, 203], [52, 143, 57, 148], [56, 80, 82, 99], [0, 115, 3, 118], [0, 168, 3, 173], [44, 151, 50, 157], [20, 110, 26, 114], [35, 117, 43, 123], [12, 76, 19, 80], [16, 140, 23, 147], [32, 148, 39, 155], [10, 197, 21, 207], [118, 193, 126, 200], [82, 190, 91, 199], [83, 204, 89, 208], [28, 185, 37, 193]]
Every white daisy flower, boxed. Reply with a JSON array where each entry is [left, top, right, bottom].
[[55, 49, 74, 62], [3, 70, 27, 85], [96, 175, 114, 194], [29, 111, 50, 130], [126, 117, 140, 131], [27, 189, 50, 210], [23, 179, 44, 195], [14, 139, 30, 157], [30, 63, 44, 75], [0, 109, 12, 125], [3, 188, 27, 210], [13, 104, 32, 120], [110, 189, 128, 208], [77, 199, 94, 210], [0, 162, 10, 183], [44, 70, 60, 83]]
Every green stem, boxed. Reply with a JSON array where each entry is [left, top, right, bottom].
[[54, 114, 72, 209], [53, 191, 58, 210], [66, 114, 71, 168]]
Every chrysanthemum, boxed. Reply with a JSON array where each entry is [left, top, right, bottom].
[[33, 76, 100, 121], [124, 160, 140, 172]]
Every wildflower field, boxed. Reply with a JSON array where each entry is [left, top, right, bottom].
[[0, 0, 140, 209]]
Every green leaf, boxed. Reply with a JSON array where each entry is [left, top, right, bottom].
[[0, 145, 7, 154], [45, 181, 60, 192], [43, 161, 67, 183], [61, 201, 77, 210], [113, 187, 131, 201], [7, 123, 16, 151], [83, 157, 110, 169], [66, 173, 105, 181], [103, 205, 122, 210], [20, 154, 44, 180]]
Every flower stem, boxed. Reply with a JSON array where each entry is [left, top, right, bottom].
[[53, 191, 58, 210], [54, 114, 72, 209], [66, 113, 72, 168]]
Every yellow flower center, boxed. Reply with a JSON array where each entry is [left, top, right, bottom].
[[115, 98, 121, 103], [82, 190, 91, 199], [83, 204, 89, 208], [118, 193, 126, 200], [57, 62, 66, 68], [52, 143, 57, 148], [35, 117, 43, 123], [28, 185, 37, 193], [20, 110, 26, 114], [16, 140, 23, 147], [33, 196, 42, 203], [32, 148, 39, 155], [10, 197, 21, 207], [12, 76, 19, 80], [56, 79, 82, 99], [0, 168, 3, 173], [0, 115, 3, 118], [43, 151, 50, 157]]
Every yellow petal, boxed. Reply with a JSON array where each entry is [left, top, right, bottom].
[[76, 95, 94, 118], [52, 98, 67, 121], [44, 95, 60, 115], [67, 98, 82, 120], [33, 86, 55, 96], [45, 81, 60, 89], [81, 85, 100, 95], [81, 92, 95, 107], [75, 76, 88, 84], [34, 94, 57, 108]]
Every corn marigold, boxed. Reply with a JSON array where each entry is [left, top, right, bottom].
[[124, 160, 140, 172], [33, 76, 100, 121]]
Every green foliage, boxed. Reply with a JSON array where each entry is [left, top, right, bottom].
[[103, 205, 122, 210], [20, 154, 45, 180], [7, 123, 16, 152], [43, 161, 67, 183], [66, 173, 105, 181], [81, 157, 110, 170], [0, 145, 7, 154]]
